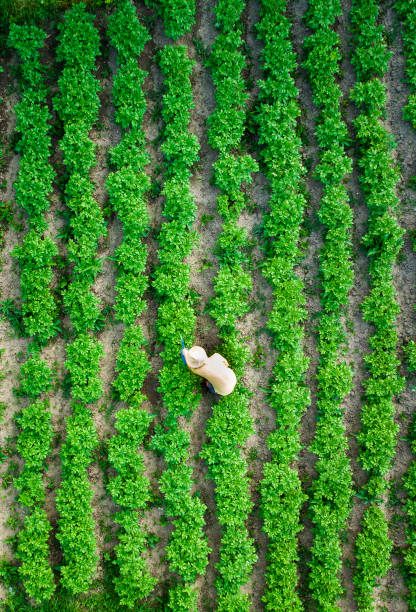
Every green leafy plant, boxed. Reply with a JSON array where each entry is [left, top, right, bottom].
[[199, 1, 258, 608], [350, 0, 404, 605], [254, 2, 310, 608], [149, 0, 195, 40], [7, 24, 57, 604], [53, 3, 103, 594], [149, 42, 210, 607], [17, 356, 53, 397], [105, 2, 157, 605], [301, 1, 356, 607], [13, 400, 54, 602]]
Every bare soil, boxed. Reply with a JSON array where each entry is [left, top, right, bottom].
[[0, 0, 416, 611]]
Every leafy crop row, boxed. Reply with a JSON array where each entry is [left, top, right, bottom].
[[350, 1, 404, 608], [8, 24, 56, 603], [255, 1, 309, 609], [53, 2, 104, 594], [150, 44, 209, 611], [201, 1, 257, 609], [106, 2, 156, 607], [303, 0, 355, 607], [150, 0, 195, 40], [14, 399, 54, 603], [8, 24, 58, 345], [394, 3, 416, 606], [395, 1, 416, 128]]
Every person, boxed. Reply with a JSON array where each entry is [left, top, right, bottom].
[[181, 345, 237, 396]]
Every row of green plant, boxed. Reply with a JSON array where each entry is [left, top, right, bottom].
[[395, 1, 416, 129], [0, 0, 114, 35], [106, 2, 156, 607], [150, 0, 195, 40], [350, 1, 404, 608], [392, 2, 416, 606], [255, 1, 309, 608], [53, 2, 103, 594], [150, 44, 209, 611], [8, 24, 58, 345], [303, 1, 355, 608], [201, 1, 257, 609], [8, 24, 57, 603], [14, 397, 54, 603]]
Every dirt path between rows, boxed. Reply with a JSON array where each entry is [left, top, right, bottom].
[[0, 1, 416, 610]]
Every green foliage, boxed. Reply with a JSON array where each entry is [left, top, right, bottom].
[[209, 265, 252, 329], [14, 400, 53, 488], [112, 510, 157, 608], [108, 0, 150, 63], [53, 8, 103, 592], [350, 1, 391, 80], [350, 0, 402, 605], [351, 0, 403, 491], [65, 335, 103, 404], [254, 2, 310, 608], [13, 401, 54, 601], [0, 0, 114, 29], [200, 0, 258, 606], [12, 230, 58, 343], [149, 42, 209, 606], [394, 2, 416, 599], [396, 0, 416, 127], [106, 3, 155, 604], [113, 326, 151, 406], [303, 1, 355, 607], [18, 356, 53, 397], [54, 0, 104, 339], [56, 1, 100, 70], [405, 340, 416, 373], [16, 507, 55, 603], [8, 24, 58, 359], [153, 0, 195, 40], [167, 583, 198, 611], [108, 407, 152, 509], [56, 404, 98, 594], [353, 505, 392, 609]]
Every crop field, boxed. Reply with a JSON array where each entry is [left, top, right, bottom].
[[1, 0, 416, 610]]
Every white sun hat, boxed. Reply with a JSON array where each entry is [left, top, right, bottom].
[[186, 346, 208, 369]]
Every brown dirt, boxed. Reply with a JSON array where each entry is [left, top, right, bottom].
[[1, 1, 416, 611]]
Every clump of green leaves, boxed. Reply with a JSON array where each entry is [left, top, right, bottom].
[[17, 356, 53, 398]]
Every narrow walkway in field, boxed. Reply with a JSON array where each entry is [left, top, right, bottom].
[[84, 9, 122, 580], [337, 1, 372, 609], [378, 2, 416, 609], [186, 1, 223, 607], [289, 0, 324, 603], [134, 6, 174, 601], [242, 1, 278, 608], [0, 49, 25, 596]]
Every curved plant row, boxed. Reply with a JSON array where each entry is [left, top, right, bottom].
[[7, 24, 57, 603], [303, 0, 354, 608], [8, 24, 58, 344], [150, 44, 210, 611], [350, 1, 404, 608], [106, 1, 156, 607], [52, 2, 105, 594], [394, 3, 416, 607], [201, 1, 258, 609], [255, 1, 309, 609]]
